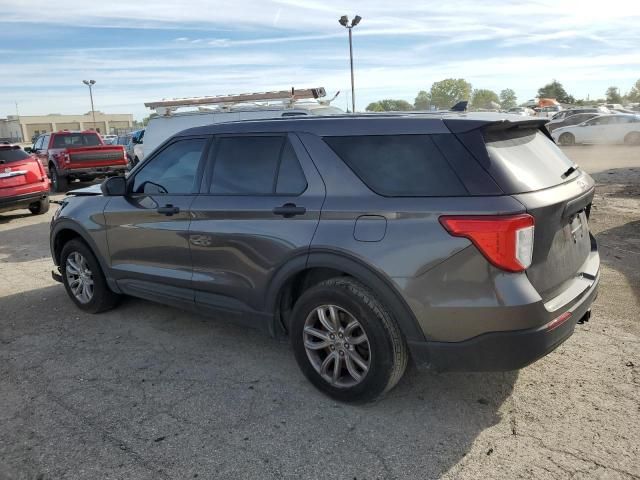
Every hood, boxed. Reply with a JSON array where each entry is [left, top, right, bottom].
[[67, 183, 103, 196]]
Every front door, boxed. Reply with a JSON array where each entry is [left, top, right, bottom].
[[189, 133, 325, 325], [103, 136, 209, 305]]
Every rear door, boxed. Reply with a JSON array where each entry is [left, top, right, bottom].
[[103, 136, 209, 304], [189, 133, 325, 322], [481, 127, 597, 303]]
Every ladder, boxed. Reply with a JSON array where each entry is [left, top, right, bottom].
[[145, 87, 326, 115]]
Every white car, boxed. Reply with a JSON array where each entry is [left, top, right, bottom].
[[101, 134, 117, 144], [552, 114, 640, 146]]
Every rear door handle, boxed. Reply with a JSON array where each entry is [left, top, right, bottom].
[[157, 204, 180, 216], [272, 203, 306, 218]]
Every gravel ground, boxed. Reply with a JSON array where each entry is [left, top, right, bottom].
[[0, 146, 638, 480]]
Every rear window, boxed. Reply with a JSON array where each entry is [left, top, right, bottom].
[[484, 128, 575, 193], [52, 133, 102, 148], [324, 135, 467, 197], [0, 147, 31, 163]]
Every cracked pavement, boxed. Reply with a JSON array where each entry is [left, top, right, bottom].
[[1, 146, 639, 479]]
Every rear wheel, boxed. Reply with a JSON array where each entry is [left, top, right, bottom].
[[558, 132, 575, 146], [50, 166, 68, 193], [28, 196, 49, 215], [290, 277, 408, 403], [60, 239, 120, 313], [624, 132, 640, 145]]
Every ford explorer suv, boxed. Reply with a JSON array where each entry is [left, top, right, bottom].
[[49, 114, 600, 402], [0, 144, 50, 215], [31, 131, 128, 192]]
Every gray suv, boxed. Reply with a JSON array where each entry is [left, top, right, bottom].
[[50, 114, 600, 402]]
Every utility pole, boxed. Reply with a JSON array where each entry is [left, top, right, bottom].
[[338, 15, 362, 114], [82, 80, 97, 130]]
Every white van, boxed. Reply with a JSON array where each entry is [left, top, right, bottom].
[[141, 88, 342, 160]]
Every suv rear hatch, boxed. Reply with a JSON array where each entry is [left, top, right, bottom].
[[452, 120, 597, 305], [0, 146, 46, 192]]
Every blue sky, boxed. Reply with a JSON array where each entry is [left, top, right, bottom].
[[1, 0, 639, 120]]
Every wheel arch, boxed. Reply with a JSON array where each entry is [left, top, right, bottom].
[[265, 249, 426, 343]]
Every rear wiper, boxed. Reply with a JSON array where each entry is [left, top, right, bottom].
[[562, 164, 579, 179]]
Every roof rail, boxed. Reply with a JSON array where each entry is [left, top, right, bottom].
[[145, 87, 326, 115]]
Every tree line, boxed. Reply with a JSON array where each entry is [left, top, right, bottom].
[[365, 78, 640, 112]]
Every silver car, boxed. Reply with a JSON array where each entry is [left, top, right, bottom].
[[50, 114, 600, 402]]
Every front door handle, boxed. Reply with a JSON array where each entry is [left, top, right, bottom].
[[272, 203, 306, 218], [157, 204, 180, 216]]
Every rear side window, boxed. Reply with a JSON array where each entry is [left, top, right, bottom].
[[484, 128, 575, 193], [209, 136, 307, 195], [0, 147, 31, 163], [52, 133, 102, 148], [324, 135, 467, 197]]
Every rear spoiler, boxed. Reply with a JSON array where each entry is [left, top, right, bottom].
[[444, 117, 552, 139]]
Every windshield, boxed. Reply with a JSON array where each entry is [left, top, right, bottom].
[[52, 133, 102, 148], [484, 128, 576, 193]]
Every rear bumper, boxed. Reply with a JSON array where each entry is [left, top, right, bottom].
[[409, 269, 599, 371], [0, 190, 48, 213]]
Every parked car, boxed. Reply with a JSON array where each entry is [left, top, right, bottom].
[[29, 130, 128, 192], [507, 107, 535, 116], [50, 114, 600, 402], [549, 107, 607, 122], [125, 129, 145, 166], [114, 135, 131, 147], [552, 114, 640, 145], [534, 105, 563, 118], [546, 112, 600, 133], [0, 144, 50, 215], [102, 134, 118, 144]]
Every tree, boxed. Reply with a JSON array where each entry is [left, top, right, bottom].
[[365, 99, 413, 112], [625, 79, 640, 103], [537, 80, 574, 104], [414, 90, 431, 110], [606, 87, 622, 104], [471, 89, 500, 110], [499, 89, 517, 110], [428, 78, 472, 110]]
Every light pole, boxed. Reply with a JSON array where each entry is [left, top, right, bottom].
[[338, 15, 361, 114], [82, 80, 97, 130]]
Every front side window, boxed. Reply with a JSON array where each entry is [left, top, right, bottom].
[[132, 138, 206, 194], [209, 136, 307, 195]]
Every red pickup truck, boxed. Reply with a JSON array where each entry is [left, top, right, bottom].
[[30, 131, 128, 192]]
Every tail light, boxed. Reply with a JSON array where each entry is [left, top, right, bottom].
[[439, 214, 535, 272], [34, 156, 46, 180]]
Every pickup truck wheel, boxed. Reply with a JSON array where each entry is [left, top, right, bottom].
[[50, 166, 68, 193], [60, 239, 120, 313], [29, 196, 50, 215], [290, 277, 408, 403]]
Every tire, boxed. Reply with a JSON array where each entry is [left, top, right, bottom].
[[558, 133, 575, 146], [60, 239, 120, 314], [28, 196, 50, 215], [624, 132, 640, 145], [50, 166, 68, 193], [290, 277, 408, 403]]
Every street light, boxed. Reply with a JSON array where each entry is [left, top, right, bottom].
[[338, 15, 362, 113], [82, 80, 97, 130]]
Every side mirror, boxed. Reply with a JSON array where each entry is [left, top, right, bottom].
[[24, 147, 33, 153], [101, 176, 127, 196]]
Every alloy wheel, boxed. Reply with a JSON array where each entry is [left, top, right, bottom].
[[303, 304, 371, 388], [65, 251, 94, 304]]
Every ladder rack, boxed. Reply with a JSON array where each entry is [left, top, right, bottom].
[[145, 87, 326, 114]]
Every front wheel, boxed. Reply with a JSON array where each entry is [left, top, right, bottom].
[[60, 239, 120, 313], [558, 132, 576, 146], [28, 196, 49, 215], [624, 132, 640, 145], [290, 277, 408, 403]]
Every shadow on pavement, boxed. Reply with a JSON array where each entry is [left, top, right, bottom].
[[1, 284, 518, 479]]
